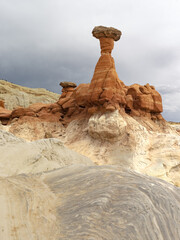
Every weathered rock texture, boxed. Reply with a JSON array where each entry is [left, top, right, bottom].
[[63, 111, 180, 186], [0, 165, 180, 240], [87, 37, 126, 110], [0, 130, 93, 176], [0, 100, 5, 108], [9, 120, 65, 141], [0, 80, 60, 110], [169, 122, 180, 134], [0, 102, 63, 125], [92, 25, 122, 41], [5, 107, 180, 186], [0, 107, 11, 119], [60, 81, 77, 88]]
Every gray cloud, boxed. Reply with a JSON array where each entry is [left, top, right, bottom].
[[0, 0, 180, 121], [157, 85, 180, 95]]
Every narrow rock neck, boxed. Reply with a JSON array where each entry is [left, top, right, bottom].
[[100, 38, 114, 55]]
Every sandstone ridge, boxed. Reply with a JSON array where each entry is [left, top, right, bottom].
[[0, 79, 59, 109]]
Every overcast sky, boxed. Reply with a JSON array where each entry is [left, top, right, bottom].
[[0, 0, 180, 121]]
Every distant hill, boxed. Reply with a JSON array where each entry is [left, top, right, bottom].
[[0, 80, 60, 110]]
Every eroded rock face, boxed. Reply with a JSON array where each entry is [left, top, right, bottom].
[[0, 107, 12, 125], [0, 80, 60, 110], [63, 111, 180, 186], [0, 107, 11, 118], [9, 120, 65, 141], [88, 110, 127, 140], [126, 83, 163, 115], [0, 129, 93, 176], [87, 37, 126, 112], [0, 100, 5, 108], [0, 102, 63, 125], [60, 81, 77, 88]]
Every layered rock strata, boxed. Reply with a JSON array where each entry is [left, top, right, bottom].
[[0, 165, 180, 240]]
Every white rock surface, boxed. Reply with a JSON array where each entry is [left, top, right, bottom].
[[2, 110, 180, 186], [88, 110, 127, 140], [64, 112, 180, 186], [0, 116, 180, 239], [0, 165, 180, 240], [0, 130, 93, 177], [169, 122, 180, 134]]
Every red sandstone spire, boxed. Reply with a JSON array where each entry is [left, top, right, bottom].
[[87, 26, 126, 111]]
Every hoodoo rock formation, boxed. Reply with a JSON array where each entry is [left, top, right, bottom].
[[0, 26, 163, 125], [55, 26, 163, 123], [87, 27, 126, 112], [56, 26, 163, 123]]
